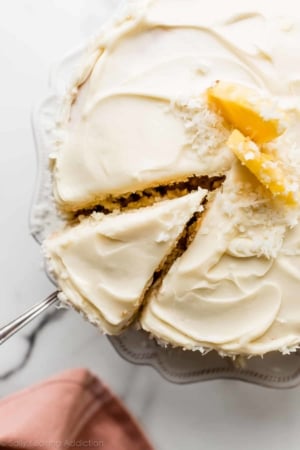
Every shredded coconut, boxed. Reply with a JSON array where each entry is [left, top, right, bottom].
[[170, 96, 230, 156]]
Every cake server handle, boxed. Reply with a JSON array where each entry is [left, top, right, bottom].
[[0, 291, 59, 345]]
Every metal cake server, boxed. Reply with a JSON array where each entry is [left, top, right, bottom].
[[0, 291, 59, 345]]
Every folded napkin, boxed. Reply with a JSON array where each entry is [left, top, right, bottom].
[[0, 368, 153, 450]]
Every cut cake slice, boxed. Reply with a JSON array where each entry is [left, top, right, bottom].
[[44, 189, 207, 334]]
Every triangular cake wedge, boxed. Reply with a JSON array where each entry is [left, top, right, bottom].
[[44, 189, 207, 334], [141, 165, 299, 355]]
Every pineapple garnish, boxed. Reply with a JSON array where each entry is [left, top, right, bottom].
[[227, 129, 299, 205], [207, 81, 285, 144]]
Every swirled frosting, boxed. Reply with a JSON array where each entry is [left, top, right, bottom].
[[142, 165, 300, 355], [53, 0, 300, 211], [49, 0, 300, 354]]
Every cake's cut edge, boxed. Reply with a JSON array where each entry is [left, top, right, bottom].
[[139, 191, 215, 319], [54, 175, 225, 215]]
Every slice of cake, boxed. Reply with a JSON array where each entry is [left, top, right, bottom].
[[141, 164, 300, 356], [44, 189, 206, 334]]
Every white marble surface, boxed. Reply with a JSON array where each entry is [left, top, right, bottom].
[[1, 1, 300, 449]]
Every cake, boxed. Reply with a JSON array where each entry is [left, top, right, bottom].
[[45, 0, 300, 356]]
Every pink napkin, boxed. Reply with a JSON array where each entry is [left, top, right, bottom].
[[0, 368, 154, 450]]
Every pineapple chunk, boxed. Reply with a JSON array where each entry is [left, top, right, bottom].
[[207, 81, 285, 144], [227, 129, 298, 205]]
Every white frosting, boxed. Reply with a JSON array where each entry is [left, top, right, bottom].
[[53, 0, 300, 211], [49, 0, 300, 355], [45, 190, 206, 334], [141, 166, 300, 355], [53, 0, 243, 210]]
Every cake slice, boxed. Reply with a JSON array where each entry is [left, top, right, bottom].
[[44, 189, 207, 334]]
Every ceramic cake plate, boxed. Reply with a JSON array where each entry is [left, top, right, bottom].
[[29, 36, 300, 389]]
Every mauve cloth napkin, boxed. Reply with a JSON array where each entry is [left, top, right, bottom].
[[0, 368, 154, 450]]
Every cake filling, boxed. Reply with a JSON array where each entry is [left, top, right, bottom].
[[72, 175, 225, 216]]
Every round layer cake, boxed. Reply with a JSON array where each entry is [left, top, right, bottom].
[[45, 0, 300, 356]]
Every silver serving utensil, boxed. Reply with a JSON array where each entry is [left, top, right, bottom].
[[0, 291, 59, 345]]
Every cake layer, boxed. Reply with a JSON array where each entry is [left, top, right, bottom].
[[45, 189, 206, 334], [141, 164, 300, 355]]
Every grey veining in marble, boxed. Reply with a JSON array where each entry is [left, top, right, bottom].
[[0, 308, 65, 380]]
